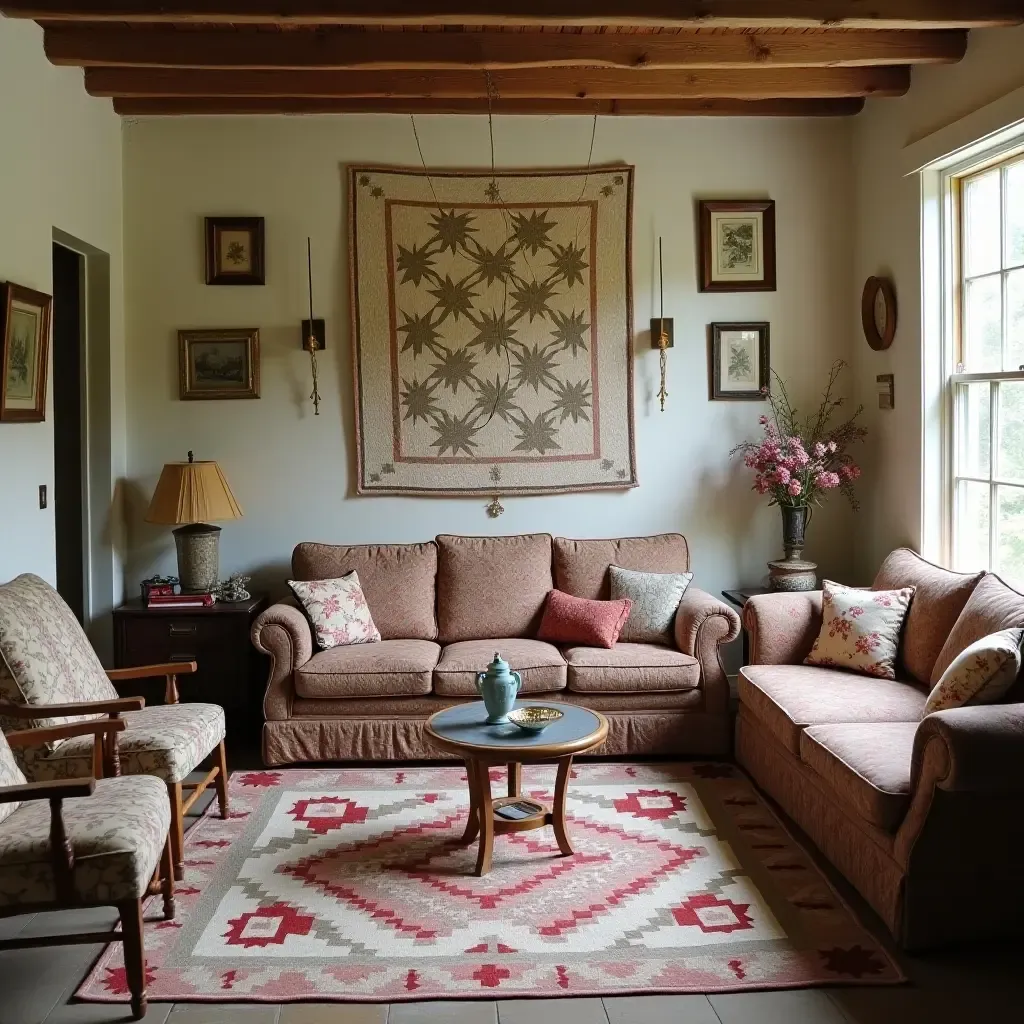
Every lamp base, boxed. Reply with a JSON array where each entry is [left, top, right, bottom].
[[173, 523, 221, 593]]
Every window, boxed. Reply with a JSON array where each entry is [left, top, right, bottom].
[[951, 154, 1024, 584]]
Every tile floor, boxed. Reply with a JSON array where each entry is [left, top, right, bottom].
[[2, 766, 1020, 1024]]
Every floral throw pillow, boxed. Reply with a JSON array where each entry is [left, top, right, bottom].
[[609, 565, 693, 643], [804, 580, 915, 679], [288, 573, 381, 650], [923, 627, 1024, 714]]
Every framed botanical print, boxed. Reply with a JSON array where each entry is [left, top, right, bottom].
[[709, 322, 770, 400], [1, 282, 52, 423], [205, 216, 265, 285], [698, 200, 776, 292], [179, 328, 260, 400]]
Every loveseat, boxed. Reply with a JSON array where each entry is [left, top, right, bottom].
[[737, 548, 1024, 949], [252, 533, 740, 764]]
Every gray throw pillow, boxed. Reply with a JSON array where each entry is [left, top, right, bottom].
[[609, 565, 693, 643]]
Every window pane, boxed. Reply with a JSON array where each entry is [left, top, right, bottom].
[[958, 381, 991, 479], [964, 274, 1003, 372], [956, 480, 991, 572], [965, 170, 1001, 277], [1008, 267, 1024, 371], [998, 380, 1024, 483], [996, 485, 1024, 587], [1006, 159, 1024, 269]]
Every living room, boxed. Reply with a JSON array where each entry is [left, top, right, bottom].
[[1, 4, 1023, 1023]]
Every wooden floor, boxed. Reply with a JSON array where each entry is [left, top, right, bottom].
[[2, 749, 1021, 1024]]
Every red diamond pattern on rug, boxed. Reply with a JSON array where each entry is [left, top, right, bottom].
[[76, 764, 904, 1004]]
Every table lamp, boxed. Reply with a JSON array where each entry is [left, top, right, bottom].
[[144, 452, 243, 593]]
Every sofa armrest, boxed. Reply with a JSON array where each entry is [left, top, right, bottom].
[[251, 599, 312, 720], [675, 588, 741, 715], [743, 591, 823, 666]]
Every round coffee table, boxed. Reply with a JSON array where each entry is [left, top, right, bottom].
[[424, 700, 608, 876]]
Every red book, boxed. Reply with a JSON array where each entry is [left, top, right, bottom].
[[146, 594, 214, 608]]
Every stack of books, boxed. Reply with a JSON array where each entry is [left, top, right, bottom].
[[145, 591, 216, 610]]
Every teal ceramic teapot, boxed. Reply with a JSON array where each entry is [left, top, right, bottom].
[[476, 652, 522, 724]]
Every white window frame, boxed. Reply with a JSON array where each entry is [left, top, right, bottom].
[[942, 143, 1024, 577]]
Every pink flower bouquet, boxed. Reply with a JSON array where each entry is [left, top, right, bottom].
[[731, 360, 866, 510]]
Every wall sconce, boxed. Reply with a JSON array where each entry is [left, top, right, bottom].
[[301, 237, 324, 416], [650, 237, 673, 412]]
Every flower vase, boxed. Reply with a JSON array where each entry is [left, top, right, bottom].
[[768, 505, 818, 592]]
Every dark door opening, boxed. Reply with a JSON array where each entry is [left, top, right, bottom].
[[52, 242, 86, 624]]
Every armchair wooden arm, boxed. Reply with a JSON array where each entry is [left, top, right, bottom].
[[0, 777, 95, 804], [1, 697, 144, 718], [106, 660, 197, 704], [6, 717, 127, 779]]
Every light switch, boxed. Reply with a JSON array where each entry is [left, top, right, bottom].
[[38, 485, 47, 509]]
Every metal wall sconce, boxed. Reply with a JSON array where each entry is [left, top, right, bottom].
[[650, 237, 673, 412], [301, 238, 324, 416]]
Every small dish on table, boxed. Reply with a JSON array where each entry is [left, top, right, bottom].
[[507, 706, 564, 733]]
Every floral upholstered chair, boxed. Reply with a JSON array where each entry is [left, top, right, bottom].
[[0, 715, 173, 1020], [0, 573, 229, 880]]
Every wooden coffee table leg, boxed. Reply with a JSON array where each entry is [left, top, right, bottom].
[[474, 761, 495, 876], [507, 762, 521, 798], [552, 755, 575, 856], [458, 757, 481, 845]]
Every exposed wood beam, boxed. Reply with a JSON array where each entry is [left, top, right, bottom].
[[113, 96, 866, 116], [44, 26, 967, 70], [5, 1, 1022, 28], [85, 66, 911, 100]]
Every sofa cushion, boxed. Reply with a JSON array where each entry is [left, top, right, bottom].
[[291, 542, 438, 641], [873, 548, 983, 684], [553, 534, 690, 600], [294, 640, 440, 699], [433, 639, 565, 696], [565, 643, 700, 693], [931, 573, 1024, 685], [537, 590, 632, 649], [436, 534, 552, 643], [738, 664, 927, 754], [799, 723, 916, 832], [924, 627, 1024, 713]]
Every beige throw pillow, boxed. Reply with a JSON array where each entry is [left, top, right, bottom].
[[288, 572, 381, 650], [805, 580, 915, 680], [609, 565, 693, 643], [923, 627, 1024, 714]]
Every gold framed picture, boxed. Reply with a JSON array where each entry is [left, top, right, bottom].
[[1, 282, 52, 423], [698, 200, 776, 293], [178, 328, 260, 401], [204, 216, 265, 285]]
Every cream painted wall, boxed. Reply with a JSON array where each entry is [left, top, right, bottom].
[[0, 17, 125, 633], [122, 113, 857, 604], [852, 27, 1024, 577]]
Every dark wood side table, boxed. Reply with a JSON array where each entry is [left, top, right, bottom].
[[722, 587, 771, 665], [113, 595, 268, 729]]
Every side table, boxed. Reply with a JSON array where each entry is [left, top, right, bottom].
[[113, 595, 268, 729], [722, 587, 771, 666]]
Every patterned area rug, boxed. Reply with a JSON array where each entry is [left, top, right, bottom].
[[77, 764, 902, 1003]]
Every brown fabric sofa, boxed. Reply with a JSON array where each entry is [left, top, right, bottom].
[[252, 533, 740, 765], [736, 547, 1024, 950]]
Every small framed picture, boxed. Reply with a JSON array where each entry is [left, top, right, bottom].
[[205, 216, 265, 285], [178, 328, 260, 400], [709, 322, 770, 401], [698, 200, 776, 292], [1, 282, 52, 423]]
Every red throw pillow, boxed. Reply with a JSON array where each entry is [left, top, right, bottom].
[[537, 589, 632, 649]]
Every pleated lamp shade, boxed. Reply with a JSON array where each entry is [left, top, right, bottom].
[[145, 460, 243, 525]]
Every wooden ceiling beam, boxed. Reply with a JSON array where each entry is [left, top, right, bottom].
[[85, 66, 911, 100], [5, 1, 1022, 28], [112, 96, 866, 116], [43, 27, 968, 70]]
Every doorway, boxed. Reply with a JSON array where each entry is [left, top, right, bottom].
[[52, 241, 87, 624]]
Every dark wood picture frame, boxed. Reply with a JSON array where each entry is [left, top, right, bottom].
[[0, 282, 52, 423], [861, 275, 897, 350], [178, 328, 261, 400], [708, 322, 770, 400], [698, 200, 776, 293], [204, 216, 265, 286]]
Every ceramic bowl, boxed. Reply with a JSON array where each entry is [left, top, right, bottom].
[[507, 706, 564, 734]]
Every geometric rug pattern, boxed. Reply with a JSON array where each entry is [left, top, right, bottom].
[[77, 763, 902, 1003]]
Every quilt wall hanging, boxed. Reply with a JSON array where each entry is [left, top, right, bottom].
[[349, 164, 637, 496]]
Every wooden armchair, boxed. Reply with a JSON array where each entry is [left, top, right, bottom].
[[0, 573, 230, 880], [0, 718, 174, 1020]]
